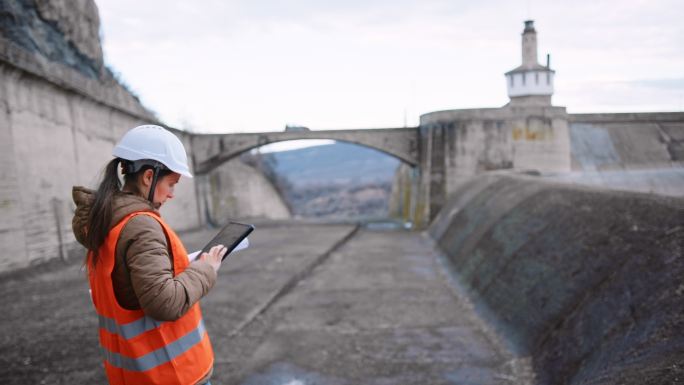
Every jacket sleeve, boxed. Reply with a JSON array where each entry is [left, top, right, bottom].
[[122, 215, 217, 321], [71, 186, 93, 247]]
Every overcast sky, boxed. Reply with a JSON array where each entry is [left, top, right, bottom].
[[95, 0, 684, 134]]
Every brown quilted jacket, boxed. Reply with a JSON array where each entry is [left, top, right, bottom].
[[71, 186, 217, 321]]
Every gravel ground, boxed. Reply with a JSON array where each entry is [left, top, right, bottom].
[[0, 221, 527, 384]]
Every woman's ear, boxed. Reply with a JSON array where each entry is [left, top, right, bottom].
[[141, 169, 154, 187]]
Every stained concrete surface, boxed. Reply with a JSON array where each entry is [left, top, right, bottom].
[[0, 221, 527, 384], [543, 168, 684, 198], [220, 228, 529, 385], [431, 174, 684, 385]]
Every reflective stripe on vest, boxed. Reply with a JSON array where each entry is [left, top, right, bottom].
[[101, 319, 206, 372], [88, 211, 214, 385], [98, 313, 164, 340]]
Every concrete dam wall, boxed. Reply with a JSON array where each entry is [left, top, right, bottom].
[[0, 0, 178, 271], [550, 113, 684, 198], [0, 0, 290, 272], [429, 174, 683, 384], [201, 160, 291, 224]]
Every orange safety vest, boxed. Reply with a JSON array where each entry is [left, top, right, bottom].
[[87, 211, 214, 385]]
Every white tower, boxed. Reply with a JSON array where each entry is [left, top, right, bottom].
[[505, 20, 555, 106]]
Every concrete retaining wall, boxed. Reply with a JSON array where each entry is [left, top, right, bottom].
[[418, 105, 572, 224], [0, 0, 203, 271], [429, 173, 683, 384], [0, 64, 203, 271], [201, 160, 291, 223], [418, 108, 684, 223], [544, 168, 684, 198], [421, 106, 571, 188], [544, 113, 684, 198], [569, 113, 684, 171]]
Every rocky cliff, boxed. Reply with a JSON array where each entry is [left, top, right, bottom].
[[0, 0, 186, 272], [0, 0, 103, 78]]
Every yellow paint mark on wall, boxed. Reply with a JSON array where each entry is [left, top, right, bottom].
[[512, 127, 523, 141], [413, 202, 427, 229], [512, 126, 546, 141], [526, 127, 544, 140]]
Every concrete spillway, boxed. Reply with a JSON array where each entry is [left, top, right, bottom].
[[0, 222, 529, 384], [430, 174, 684, 384], [1, 176, 681, 384]]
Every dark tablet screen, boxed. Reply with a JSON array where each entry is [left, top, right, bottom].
[[200, 222, 254, 261]]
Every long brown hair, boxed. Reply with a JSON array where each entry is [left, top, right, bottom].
[[85, 158, 171, 267]]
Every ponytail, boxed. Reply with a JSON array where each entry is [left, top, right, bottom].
[[85, 158, 122, 266], [85, 158, 175, 267]]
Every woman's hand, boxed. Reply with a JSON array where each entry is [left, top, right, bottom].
[[200, 244, 228, 273]]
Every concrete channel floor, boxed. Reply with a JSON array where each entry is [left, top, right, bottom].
[[0, 221, 531, 384]]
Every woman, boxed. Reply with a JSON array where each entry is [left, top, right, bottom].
[[72, 125, 225, 385]]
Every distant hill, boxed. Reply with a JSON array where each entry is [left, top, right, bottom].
[[242, 141, 403, 218], [268, 141, 400, 187]]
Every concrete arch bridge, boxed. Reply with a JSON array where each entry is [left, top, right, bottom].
[[189, 127, 420, 174], [189, 126, 426, 225]]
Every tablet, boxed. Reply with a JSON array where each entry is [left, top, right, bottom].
[[201, 222, 255, 261]]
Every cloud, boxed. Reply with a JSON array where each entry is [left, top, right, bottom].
[[629, 78, 684, 90], [94, 0, 684, 132]]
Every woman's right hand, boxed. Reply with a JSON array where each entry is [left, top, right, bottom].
[[200, 245, 228, 273]]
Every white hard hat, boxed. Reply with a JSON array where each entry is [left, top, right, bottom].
[[112, 125, 193, 178]]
